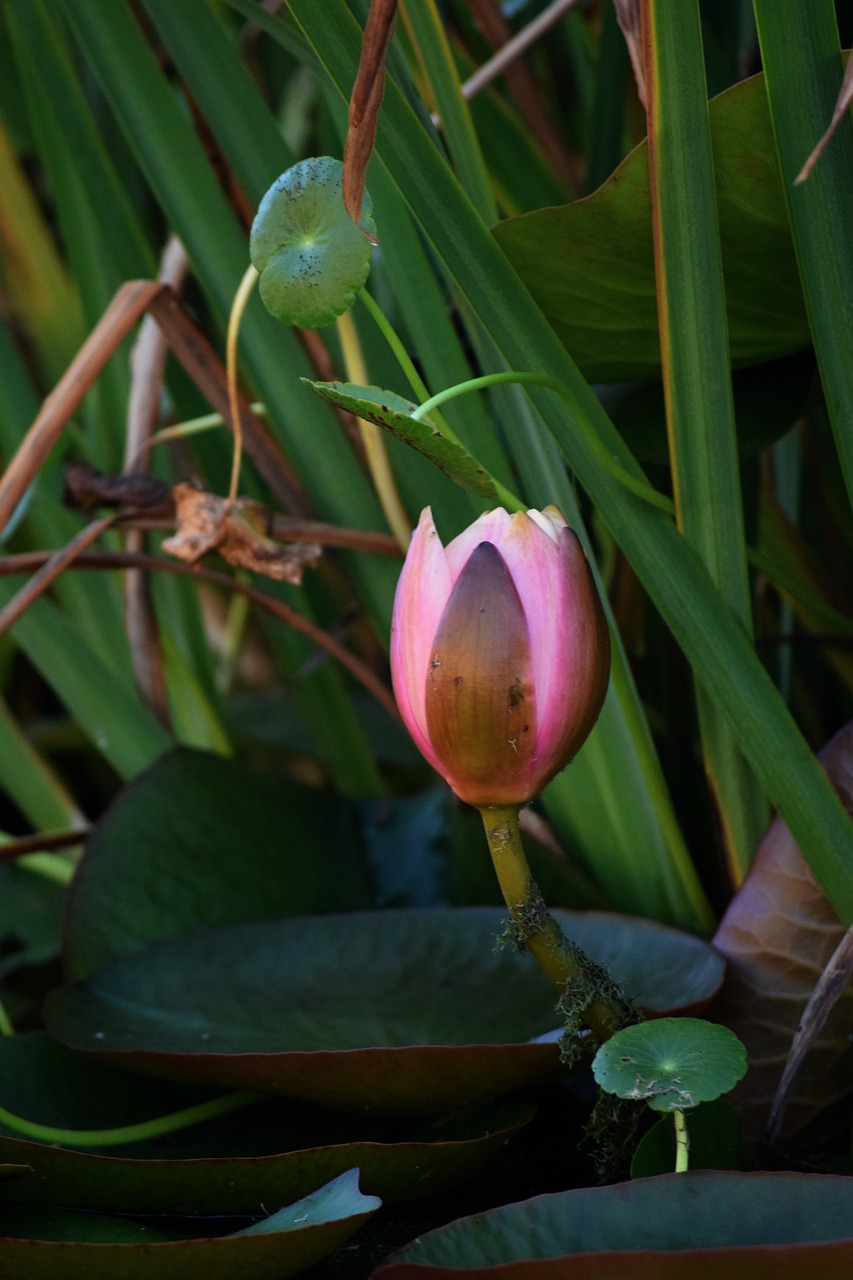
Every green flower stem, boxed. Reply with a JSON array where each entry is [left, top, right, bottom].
[[0, 998, 14, 1037], [673, 1107, 690, 1173], [0, 1090, 260, 1148], [412, 372, 674, 514], [356, 287, 521, 513], [226, 263, 260, 505], [357, 286, 433, 404], [479, 804, 634, 1044]]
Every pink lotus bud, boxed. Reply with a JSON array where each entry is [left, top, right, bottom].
[[390, 506, 611, 807]]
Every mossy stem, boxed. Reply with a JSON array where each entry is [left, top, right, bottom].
[[479, 804, 628, 1043]]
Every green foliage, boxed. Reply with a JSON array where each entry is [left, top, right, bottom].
[[0, 0, 852, 1267]]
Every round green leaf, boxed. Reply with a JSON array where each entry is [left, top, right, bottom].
[[592, 1018, 748, 1112], [250, 156, 375, 328], [378, 1172, 853, 1278], [47, 909, 723, 1113]]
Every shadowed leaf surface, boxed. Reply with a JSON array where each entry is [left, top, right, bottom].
[[47, 908, 723, 1113], [0, 1034, 533, 1213], [494, 72, 808, 382], [63, 747, 373, 980], [0, 1169, 379, 1280], [376, 1172, 853, 1278]]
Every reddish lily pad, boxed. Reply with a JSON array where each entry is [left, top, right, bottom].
[[0, 1034, 534, 1213], [0, 1168, 379, 1280], [46, 909, 722, 1113], [377, 1172, 853, 1279]]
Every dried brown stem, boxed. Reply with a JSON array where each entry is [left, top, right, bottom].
[[0, 550, 399, 721], [0, 828, 90, 863]]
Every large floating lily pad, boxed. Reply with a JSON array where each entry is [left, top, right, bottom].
[[47, 909, 722, 1113], [0, 1168, 379, 1280], [378, 1172, 853, 1279], [0, 1034, 533, 1213], [493, 72, 808, 382], [64, 746, 371, 980]]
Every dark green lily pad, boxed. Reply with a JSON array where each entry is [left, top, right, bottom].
[[64, 746, 372, 980], [250, 157, 375, 329], [0, 1169, 379, 1280], [494, 72, 809, 382], [303, 382, 500, 499], [377, 1172, 853, 1279], [46, 909, 722, 1113], [0, 863, 64, 977], [0, 1033, 534, 1213], [592, 1018, 748, 1111]]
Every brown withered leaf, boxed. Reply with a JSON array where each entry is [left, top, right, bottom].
[[710, 721, 853, 1147], [342, 0, 396, 237], [614, 0, 645, 108], [162, 483, 322, 584]]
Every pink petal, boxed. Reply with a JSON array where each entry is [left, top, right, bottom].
[[390, 508, 452, 765]]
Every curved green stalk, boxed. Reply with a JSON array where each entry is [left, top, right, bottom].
[[0, 1090, 260, 1148], [412, 372, 674, 513]]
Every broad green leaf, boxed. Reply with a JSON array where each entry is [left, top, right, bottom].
[[643, 0, 764, 881], [64, 747, 373, 980], [752, 16, 853, 508], [493, 70, 808, 382], [47, 908, 722, 1113], [304, 382, 500, 499], [379, 1172, 853, 1277]]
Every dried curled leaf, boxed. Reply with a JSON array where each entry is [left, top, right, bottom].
[[162, 484, 322, 583], [711, 721, 853, 1147]]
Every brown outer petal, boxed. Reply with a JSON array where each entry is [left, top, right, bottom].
[[425, 543, 536, 806]]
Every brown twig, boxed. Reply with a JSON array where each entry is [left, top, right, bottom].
[[0, 281, 162, 537], [0, 828, 90, 863], [0, 515, 117, 637], [64, 462, 402, 557], [0, 549, 400, 721], [123, 237, 188, 725]]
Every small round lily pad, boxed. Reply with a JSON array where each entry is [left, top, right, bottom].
[[592, 1017, 748, 1112], [250, 156, 375, 328]]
